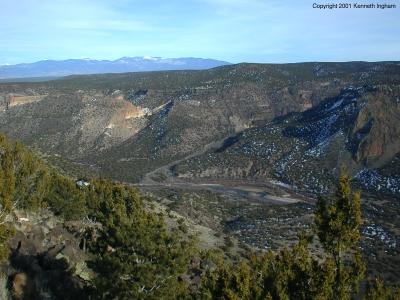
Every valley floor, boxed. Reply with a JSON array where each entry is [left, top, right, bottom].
[[136, 162, 400, 284]]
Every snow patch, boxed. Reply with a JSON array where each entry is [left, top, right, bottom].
[[355, 169, 400, 195], [326, 99, 343, 111], [143, 56, 159, 61]]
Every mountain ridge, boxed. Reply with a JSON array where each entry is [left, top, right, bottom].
[[0, 56, 231, 79]]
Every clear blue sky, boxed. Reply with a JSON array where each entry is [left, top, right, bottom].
[[1, 0, 399, 65]]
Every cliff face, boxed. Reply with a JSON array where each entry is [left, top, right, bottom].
[[0, 62, 399, 187], [173, 86, 400, 196], [0, 89, 149, 158], [351, 88, 400, 167]]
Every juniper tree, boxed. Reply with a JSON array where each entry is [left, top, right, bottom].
[[314, 174, 365, 299], [0, 134, 15, 211], [365, 278, 400, 300], [199, 175, 367, 300], [88, 181, 195, 299], [0, 134, 16, 262]]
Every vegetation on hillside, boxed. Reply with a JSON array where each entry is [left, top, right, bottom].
[[85, 179, 196, 299], [2, 63, 399, 187], [197, 175, 396, 300], [0, 134, 399, 299]]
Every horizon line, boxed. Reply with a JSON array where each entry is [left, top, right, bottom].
[[1, 56, 400, 67]]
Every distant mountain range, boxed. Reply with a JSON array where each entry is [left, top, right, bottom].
[[0, 57, 231, 79]]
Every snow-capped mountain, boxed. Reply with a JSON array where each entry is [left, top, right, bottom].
[[0, 57, 231, 79]]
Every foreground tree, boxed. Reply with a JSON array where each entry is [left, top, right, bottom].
[[0, 133, 398, 299], [199, 174, 368, 300], [315, 174, 365, 299], [88, 181, 195, 299], [365, 278, 400, 300], [0, 135, 16, 262], [0, 219, 14, 263]]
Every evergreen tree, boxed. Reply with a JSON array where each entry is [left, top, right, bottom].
[[200, 175, 367, 300], [200, 260, 252, 300], [0, 222, 14, 262], [365, 278, 400, 300], [0, 134, 15, 211], [314, 174, 365, 299], [1, 133, 399, 298], [0, 134, 16, 262], [88, 182, 195, 299]]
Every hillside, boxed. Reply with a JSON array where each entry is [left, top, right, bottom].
[[0, 134, 399, 299], [0, 61, 400, 298], [173, 85, 400, 197], [0, 134, 197, 298], [0, 62, 399, 191]]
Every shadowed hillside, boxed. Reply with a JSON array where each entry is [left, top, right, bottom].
[[0, 62, 399, 189]]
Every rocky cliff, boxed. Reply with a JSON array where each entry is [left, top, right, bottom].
[[0, 62, 399, 191]]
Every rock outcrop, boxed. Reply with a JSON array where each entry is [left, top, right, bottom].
[[0, 62, 399, 185], [4, 210, 100, 299]]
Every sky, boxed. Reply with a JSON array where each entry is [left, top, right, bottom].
[[0, 0, 399, 65]]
